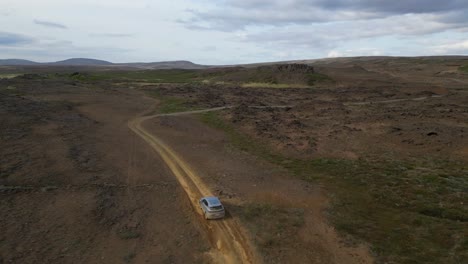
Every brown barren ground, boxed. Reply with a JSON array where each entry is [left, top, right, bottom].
[[145, 114, 373, 263], [1, 56, 467, 263]]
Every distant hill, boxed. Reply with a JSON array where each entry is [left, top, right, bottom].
[[0, 59, 39, 66], [0, 58, 208, 69], [120, 60, 207, 69], [2, 56, 468, 69], [239, 55, 468, 68], [51, 58, 113, 66]]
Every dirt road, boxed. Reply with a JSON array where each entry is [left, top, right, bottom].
[[128, 108, 260, 264]]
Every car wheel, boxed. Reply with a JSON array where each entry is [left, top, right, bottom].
[[204, 212, 208, 220]]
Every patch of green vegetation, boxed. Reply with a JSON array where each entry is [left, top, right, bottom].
[[0, 73, 21, 79], [199, 111, 468, 263], [0, 85, 25, 96], [306, 72, 333, 86], [236, 203, 304, 248], [71, 70, 200, 83], [460, 64, 468, 72], [158, 97, 191, 113], [145, 89, 202, 114], [241, 82, 311, 88], [242, 203, 276, 220], [123, 252, 136, 263], [68, 72, 89, 81], [117, 229, 140, 240], [199, 111, 274, 159]]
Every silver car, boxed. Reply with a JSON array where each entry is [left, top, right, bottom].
[[199, 196, 225, 220]]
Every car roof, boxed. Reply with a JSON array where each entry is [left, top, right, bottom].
[[203, 196, 222, 206]]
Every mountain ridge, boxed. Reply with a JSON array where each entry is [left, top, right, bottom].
[[0, 59, 40, 65], [0, 58, 208, 69], [1, 56, 467, 69]]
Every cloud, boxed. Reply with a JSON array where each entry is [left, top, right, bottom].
[[327, 48, 383, 58], [300, 0, 468, 14], [34, 19, 68, 29], [437, 10, 468, 25], [242, 13, 459, 51], [182, 7, 365, 31], [432, 40, 468, 54], [182, 0, 468, 31], [1, 0, 466, 64], [0, 32, 34, 46], [327, 50, 342, 58], [183, 2, 468, 60], [1, 9, 13, 17], [89, 33, 133, 38], [201, 45, 217, 52]]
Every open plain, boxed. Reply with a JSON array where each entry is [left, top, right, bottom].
[[1, 56, 467, 263]]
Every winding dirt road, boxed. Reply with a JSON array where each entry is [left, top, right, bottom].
[[127, 94, 447, 262], [128, 107, 260, 264]]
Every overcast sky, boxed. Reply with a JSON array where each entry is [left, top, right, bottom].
[[1, 0, 468, 64]]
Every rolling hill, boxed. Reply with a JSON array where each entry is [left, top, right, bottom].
[[50, 58, 113, 66], [0, 58, 208, 69], [0, 59, 40, 66]]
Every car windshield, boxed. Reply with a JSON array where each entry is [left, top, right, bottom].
[[210, 205, 223, 211]]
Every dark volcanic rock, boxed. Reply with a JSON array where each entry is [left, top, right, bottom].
[[273, 64, 315, 73]]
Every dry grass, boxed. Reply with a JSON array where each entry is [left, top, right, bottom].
[[235, 202, 304, 250], [241, 82, 311, 88], [0, 73, 21, 79]]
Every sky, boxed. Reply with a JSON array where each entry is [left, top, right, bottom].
[[1, 0, 468, 64]]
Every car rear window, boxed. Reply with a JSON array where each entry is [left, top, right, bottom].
[[210, 205, 223, 211]]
